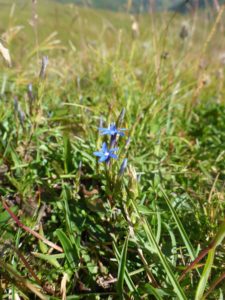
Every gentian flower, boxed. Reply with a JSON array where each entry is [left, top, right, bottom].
[[93, 142, 118, 163], [99, 123, 126, 137]]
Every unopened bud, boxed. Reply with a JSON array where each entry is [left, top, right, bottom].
[[119, 158, 128, 177], [39, 56, 49, 79], [117, 108, 125, 127]]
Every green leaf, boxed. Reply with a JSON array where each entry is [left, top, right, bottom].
[[0, 204, 18, 223], [32, 252, 65, 269], [38, 224, 49, 254], [56, 229, 79, 270], [137, 204, 153, 215]]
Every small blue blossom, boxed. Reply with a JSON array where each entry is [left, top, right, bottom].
[[99, 123, 126, 137], [93, 142, 118, 163]]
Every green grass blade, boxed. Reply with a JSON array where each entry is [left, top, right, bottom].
[[160, 186, 196, 260], [144, 284, 164, 300], [195, 221, 225, 300], [142, 219, 187, 300], [64, 136, 73, 174], [213, 221, 225, 248], [117, 234, 129, 299], [56, 229, 79, 269], [195, 249, 215, 300], [131, 198, 187, 300], [113, 242, 140, 298]]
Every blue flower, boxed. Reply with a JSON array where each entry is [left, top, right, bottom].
[[99, 123, 126, 137], [93, 142, 118, 163]]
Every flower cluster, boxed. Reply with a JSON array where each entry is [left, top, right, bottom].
[[93, 114, 127, 168]]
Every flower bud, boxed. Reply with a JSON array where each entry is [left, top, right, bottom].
[[119, 158, 128, 177], [39, 56, 49, 79]]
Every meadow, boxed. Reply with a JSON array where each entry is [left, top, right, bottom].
[[0, 1, 225, 299]]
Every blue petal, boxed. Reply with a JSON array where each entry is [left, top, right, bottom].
[[99, 127, 111, 132], [118, 132, 125, 136], [99, 126, 117, 136], [99, 124, 126, 136], [93, 151, 103, 157], [99, 156, 108, 162], [107, 130, 114, 134], [99, 130, 110, 135], [102, 142, 108, 152]]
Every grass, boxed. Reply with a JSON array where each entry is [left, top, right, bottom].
[[0, 1, 225, 299]]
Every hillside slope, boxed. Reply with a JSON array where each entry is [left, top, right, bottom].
[[55, 0, 225, 12], [172, 0, 225, 12], [55, 0, 178, 11]]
